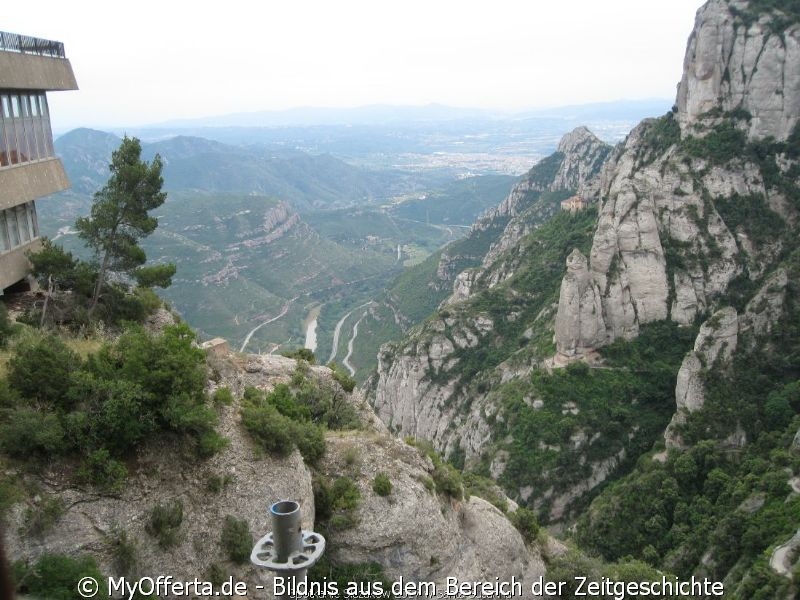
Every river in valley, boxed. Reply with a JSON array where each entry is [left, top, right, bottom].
[[303, 304, 322, 353]]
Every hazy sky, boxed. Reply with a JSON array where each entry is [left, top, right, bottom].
[[7, 0, 703, 130]]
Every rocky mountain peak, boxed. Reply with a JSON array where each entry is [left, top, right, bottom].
[[556, 126, 602, 154], [549, 126, 611, 193], [677, 0, 800, 141]]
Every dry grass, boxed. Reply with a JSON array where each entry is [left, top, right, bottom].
[[64, 336, 103, 358], [0, 325, 103, 379]]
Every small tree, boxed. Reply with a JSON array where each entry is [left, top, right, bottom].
[[76, 136, 175, 313]]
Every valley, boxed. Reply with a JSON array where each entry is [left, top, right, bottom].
[[38, 106, 648, 363], [5, 1, 800, 599]]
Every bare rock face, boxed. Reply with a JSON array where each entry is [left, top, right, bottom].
[[665, 306, 739, 448], [550, 0, 800, 362], [322, 435, 545, 591], [554, 249, 606, 360], [371, 315, 495, 459], [738, 268, 789, 343], [677, 0, 800, 141], [551, 126, 612, 192]]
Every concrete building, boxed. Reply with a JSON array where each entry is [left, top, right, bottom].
[[0, 31, 77, 294]]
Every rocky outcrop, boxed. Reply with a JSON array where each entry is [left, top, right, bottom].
[[6, 356, 316, 592], [372, 315, 496, 459], [553, 249, 606, 361], [665, 306, 739, 448], [442, 127, 611, 307], [665, 265, 791, 449], [551, 0, 799, 362], [551, 126, 612, 192], [677, 0, 800, 141], [238, 202, 302, 249], [7, 352, 544, 594], [370, 0, 800, 527], [738, 267, 789, 343], [322, 435, 544, 589]]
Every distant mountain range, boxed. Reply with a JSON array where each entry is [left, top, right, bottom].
[[143, 99, 672, 129], [53, 128, 430, 211]]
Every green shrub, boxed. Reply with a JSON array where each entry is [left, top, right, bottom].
[[28, 238, 95, 294], [372, 472, 392, 496], [108, 525, 138, 576], [146, 500, 184, 549], [265, 383, 312, 422], [343, 446, 359, 466], [432, 462, 463, 500], [314, 475, 361, 531], [510, 507, 540, 544], [80, 323, 219, 458], [240, 386, 328, 462], [328, 513, 359, 531], [213, 387, 234, 407], [295, 422, 326, 464], [21, 495, 65, 537], [281, 348, 316, 363], [8, 335, 80, 408], [68, 375, 154, 455], [329, 362, 357, 393], [639, 112, 680, 164], [240, 401, 296, 456], [0, 408, 67, 458], [416, 475, 435, 493], [713, 193, 785, 247], [331, 477, 361, 511], [292, 377, 360, 430], [195, 430, 230, 458], [206, 473, 233, 494], [221, 515, 252, 564], [0, 471, 22, 519], [463, 473, 508, 513], [309, 557, 393, 599], [79, 449, 128, 492], [15, 553, 104, 600], [681, 121, 747, 165], [206, 562, 228, 587]]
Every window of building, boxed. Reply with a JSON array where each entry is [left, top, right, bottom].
[[0, 91, 55, 168], [6, 209, 20, 247], [0, 202, 39, 254], [0, 211, 9, 252]]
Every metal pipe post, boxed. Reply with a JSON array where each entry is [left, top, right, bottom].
[[251, 500, 326, 600]]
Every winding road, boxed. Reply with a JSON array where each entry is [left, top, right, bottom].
[[328, 301, 372, 364], [342, 310, 369, 376], [239, 297, 297, 353], [771, 529, 800, 577]]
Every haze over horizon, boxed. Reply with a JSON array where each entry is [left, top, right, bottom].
[[6, 0, 702, 131]]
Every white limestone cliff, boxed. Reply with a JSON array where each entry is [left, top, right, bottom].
[[664, 306, 739, 448], [552, 0, 799, 361], [677, 0, 800, 142], [553, 249, 606, 362]]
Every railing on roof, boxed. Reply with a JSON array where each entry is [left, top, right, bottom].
[[0, 31, 65, 58]]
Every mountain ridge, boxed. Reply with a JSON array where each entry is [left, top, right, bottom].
[[365, 4, 800, 593]]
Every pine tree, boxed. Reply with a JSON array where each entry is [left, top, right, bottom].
[[75, 136, 175, 313]]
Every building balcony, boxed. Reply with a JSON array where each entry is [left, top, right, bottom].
[[0, 31, 77, 91]]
